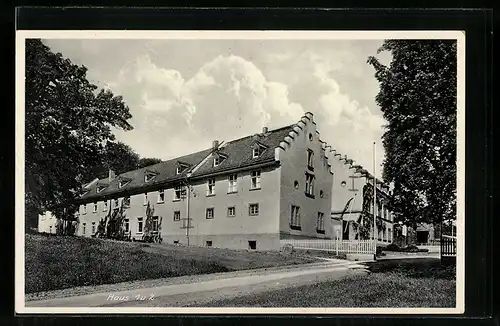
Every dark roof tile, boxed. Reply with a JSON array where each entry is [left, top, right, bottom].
[[190, 125, 294, 178]]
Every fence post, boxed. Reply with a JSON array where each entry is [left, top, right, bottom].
[[335, 237, 339, 256]]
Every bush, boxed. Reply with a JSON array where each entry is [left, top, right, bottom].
[[404, 244, 420, 251], [385, 243, 401, 251]]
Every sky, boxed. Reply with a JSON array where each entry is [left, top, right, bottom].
[[43, 38, 392, 178]]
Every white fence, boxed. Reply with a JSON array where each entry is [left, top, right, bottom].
[[280, 239, 376, 255]]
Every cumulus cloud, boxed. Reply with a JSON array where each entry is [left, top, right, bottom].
[[108, 54, 305, 160], [45, 38, 387, 177], [107, 49, 385, 176], [262, 50, 386, 173]]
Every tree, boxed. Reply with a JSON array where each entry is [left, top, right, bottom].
[[89, 141, 141, 178], [367, 40, 457, 228], [25, 39, 133, 228], [137, 157, 163, 169]]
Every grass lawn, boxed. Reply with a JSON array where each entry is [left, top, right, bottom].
[[25, 234, 316, 294], [201, 258, 456, 307]]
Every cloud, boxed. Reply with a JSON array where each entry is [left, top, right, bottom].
[[108, 54, 304, 160], [263, 49, 386, 172], [44, 38, 388, 177], [107, 49, 385, 177]]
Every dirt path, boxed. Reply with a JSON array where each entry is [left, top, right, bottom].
[[25, 259, 369, 308]]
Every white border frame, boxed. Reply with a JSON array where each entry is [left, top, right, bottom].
[[15, 30, 465, 315]]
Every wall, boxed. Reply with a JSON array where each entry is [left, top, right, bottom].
[[330, 156, 365, 216], [75, 165, 281, 250], [277, 112, 334, 240], [186, 165, 281, 250], [38, 211, 57, 234]]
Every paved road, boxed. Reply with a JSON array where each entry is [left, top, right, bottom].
[[26, 259, 370, 308]]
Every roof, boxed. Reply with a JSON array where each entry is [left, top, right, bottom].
[[190, 125, 294, 178], [78, 148, 213, 202], [76, 124, 295, 203]]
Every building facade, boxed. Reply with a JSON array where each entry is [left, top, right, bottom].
[[70, 112, 335, 251], [38, 211, 57, 234], [330, 150, 395, 244]]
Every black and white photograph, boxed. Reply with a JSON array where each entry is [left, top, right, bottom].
[[15, 30, 464, 314]]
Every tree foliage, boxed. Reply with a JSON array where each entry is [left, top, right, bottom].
[[367, 40, 457, 227], [138, 157, 163, 169], [89, 141, 141, 178], [25, 39, 133, 227]]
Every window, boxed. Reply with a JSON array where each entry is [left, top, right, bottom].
[[103, 200, 108, 211], [173, 211, 181, 221], [143, 193, 148, 205], [206, 240, 213, 247], [49, 226, 52, 234], [248, 240, 257, 250], [91, 222, 96, 234], [341, 181, 347, 187], [113, 198, 119, 208], [174, 184, 183, 201], [207, 178, 215, 196], [176, 166, 181, 175], [305, 173, 315, 197], [123, 196, 130, 207], [317, 212, 325, 233], [118, 180, 129, 188], [228, 174, 238, 193], [158, 189, 165, 203], [206, 208, 214, 219], [320, 190, 324, 198], [82, 204, 87, 215], [97, 186, 105, 193], [250, 170, 261, 190], [137, 217, 143, 233], [227, 206, 236, 217], [152, 216, 159, 232], [309, 133, 313, 141], [290, 205, 301, 230], [294, 180, 299, 189], [213, 156, 221, 167], [124, 219, 129, 233], [82, 223, 86, 235], [145, 174, 155, 183], [252, 147, 260, 158], [249, 203, 259, 216], [93, 202, 98, 213], [307, 149, 314, 169]]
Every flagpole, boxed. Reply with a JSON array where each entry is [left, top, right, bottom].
[[373, 141, 377, 254]]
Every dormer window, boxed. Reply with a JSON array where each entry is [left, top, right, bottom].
[[118, 178, 131, 188], [252, 142, 267, 159], [212, 152, 227, 167], [176, 161, 190, 175], [96, 185, 107, 193], [144, 170, 159, 183]]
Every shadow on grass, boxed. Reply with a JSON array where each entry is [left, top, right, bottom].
[[366, 258, 456, 280]]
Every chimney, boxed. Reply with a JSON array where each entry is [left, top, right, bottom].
[[262, 126, 268, 134], [212, 140, 219, 150], [108, 169, 115, 182]]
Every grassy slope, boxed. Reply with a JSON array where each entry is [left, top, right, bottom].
[[25, 234, 316, 294], [201, 258, 456, 308]]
